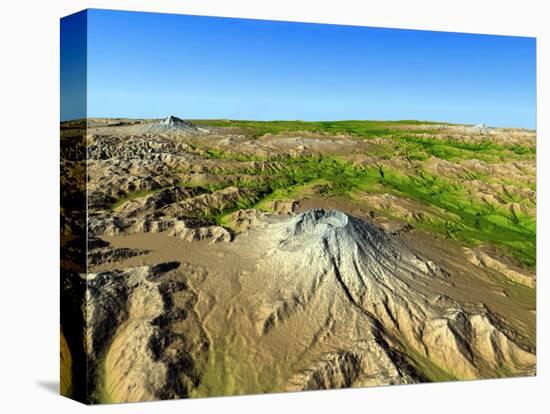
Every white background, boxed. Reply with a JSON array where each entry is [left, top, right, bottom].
[[0, 0, 547, 412]]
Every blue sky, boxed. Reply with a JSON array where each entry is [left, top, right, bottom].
[[60, 10, 87, 121], [62, 9, 536, 128]]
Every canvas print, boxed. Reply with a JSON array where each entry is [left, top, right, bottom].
[[60, 9, 536, 404]]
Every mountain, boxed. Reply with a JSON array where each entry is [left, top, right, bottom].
[[63, 209, 535, 402], [147, 115, 200, 134]]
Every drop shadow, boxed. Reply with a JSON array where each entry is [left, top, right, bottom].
[[36, 380, 59, 395]]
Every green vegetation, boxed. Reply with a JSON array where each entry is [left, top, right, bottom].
[[406, 347, 458, 382], [191, 332, 291, 397], [363, 165, 536, 267], [194, 119, 534, 164], [392, 135, 536, 162], [193, 119, 446, 139], [111, 120, 535, 267], [186, 154, 534, 267]]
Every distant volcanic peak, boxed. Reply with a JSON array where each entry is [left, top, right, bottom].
[[145, 115, 200, 134], [469, 123, 493, 134], [159, 115, 194, 128]]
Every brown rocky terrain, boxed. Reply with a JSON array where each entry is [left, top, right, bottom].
[[60, 117, 536, 403]]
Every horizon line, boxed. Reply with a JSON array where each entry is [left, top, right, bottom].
[[59, 116, 537, 130]]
